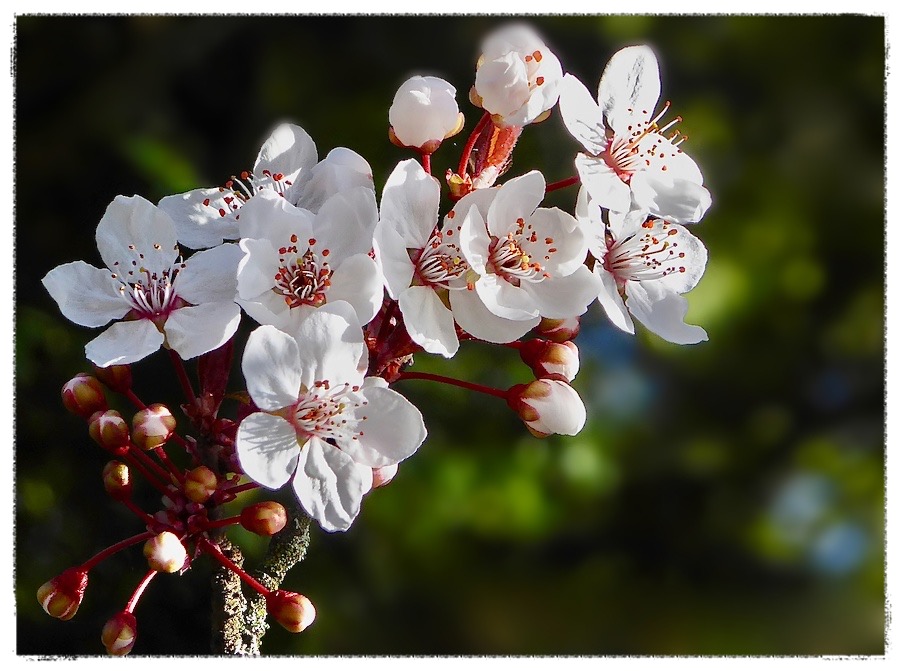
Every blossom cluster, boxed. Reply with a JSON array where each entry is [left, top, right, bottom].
[[38, 23, 712, 654]]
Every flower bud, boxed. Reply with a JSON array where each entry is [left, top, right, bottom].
[[519, 339, 579, 382], [535, 316, 580, 343], [132, 404, 176, 451], [389, 75, 464, 152], [472, 24, 563, 128], [184, 466, 218, 504], [92, 364, 132, 394], [102, 461, 132, 501], [37, 567, 88, 620], [101, 611, 137, 656], [143, 531, 188, 573], [240, 501, 288, 536], [507, 379, 586, 438], [89, 410, 130, 453], [266, 589, 316, 633], [61, 373, 107, 418], [372, 463, 399, 489]]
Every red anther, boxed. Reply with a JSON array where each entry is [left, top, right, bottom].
[[202, 198, 211, 207], [273, 173, 284, 181]]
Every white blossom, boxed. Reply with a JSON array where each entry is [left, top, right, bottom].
[[42, 195, 242, 367], [236, 306, 426, 532], [389, 76, 464, 151], [559, 46, 711, 224], [576, 187, 708, 344], [473, 24, 563, 127]]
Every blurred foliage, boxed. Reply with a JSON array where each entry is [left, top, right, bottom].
[[15, 15, 884, 655]]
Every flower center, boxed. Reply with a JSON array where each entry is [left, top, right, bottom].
[[601, 101, 685, 184], [202, 169, 293, 219], [413, 225, 468, 290], [273, 237, 332, 309], [291, 382, 366, 444], [111, 254, 186, 324], [487, 217, 550, 287], [605, 218, 687, 284]]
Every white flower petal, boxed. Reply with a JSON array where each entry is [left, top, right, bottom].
[[293, 438, 373, 532], [522, 207, 586, 277], [236, 189, 315, 244], [576, 153, 633, 215], [42, 261, 129, 327], [457, 202, 491, 275], [237, 293, 294, 329], [373, 221, 416, 300], [625, 280, 707, 345], [291, 307, 365, 389], [294, 147, 374, 213], [450, 288, 538, 343], [253, 123, 318, 193], [84, 319, 165, 367], [487, 171, 545, 238], [559, 73, 607, 156], [96, 195, 180, 274], [389, 76, 460, 149], [631, 174, 712, 225], [313, 187, 378, 262], [236, 412, 300, 489], [165, 302, 241, 360], [158, 187, 241, 250], [598, 45, 661, 137], [398, 285, 459, 357], [237, 238, 280, 301], [175, 243, 243, 305], [342, 385, 426, 467], [242, 325, 304, 411], [326, 253, 384, 327], [475, 273, 537, 321], [379, 159, 441, 249], [522, 265, 600, 320], [595, 267, 634, 334]]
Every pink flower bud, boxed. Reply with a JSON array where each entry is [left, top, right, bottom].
[[507, 379, 586, 438], [89, 410, 130, 453], [37, 567, 88, 620], [240, 501, 288, 536], [535, 316, 580, 343], [372, 463, 399, 489], [389, 75, 464, 152], [184, 466, 218, 504], [132, 404, 176, 451], [143, 531, 188, 573], [102, 461, 132, 501], [519, 339, 579, 382], [61, 373, 107, 418], [266, 589, 316, 633], [101, 611, 137, 656], [92, 364, 133, 394]]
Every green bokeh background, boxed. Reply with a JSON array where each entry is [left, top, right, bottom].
[[15, 15, 884, 655]]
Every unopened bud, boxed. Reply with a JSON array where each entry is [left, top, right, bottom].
[[102, 461, 132, 501], [389, 75, 463, 151], [92, 364, 132, 394], [507, 379, 586, 438], [101, 611, 137, 656], [519, 339, 579, 382], [372, 463, 399, 489], [240, 501, 288, 536], [37, 567, 88, 620], [184, 466, 218, 503], [61, 373, 107, 418], [143, 531, 188, 573], [132, 404, 176, 451], [266, 589, 316, 633], [89, 410, 130, 453], [535, 316, 580, 343]]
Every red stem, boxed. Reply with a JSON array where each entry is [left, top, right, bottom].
[[396, 371, 507, 399], [168, 349, 196, 403], [80, 531, 155, 572], [127, 443, 175, 486], [204, 515, 241, 530], [120, 450, 170, 493], [153, 445, 185, 484], [421, 151, 432, 176], [124, 389, 146, 410], [121, 499, 160, 528], [545, 175, 580, 193], [457, 111, 492, 176], [224, 481, 260, 496], [125, 570, 157, 613], [199, 537, 270, 597]]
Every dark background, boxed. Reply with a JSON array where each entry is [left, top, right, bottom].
[[15, 16, 884, 655]]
